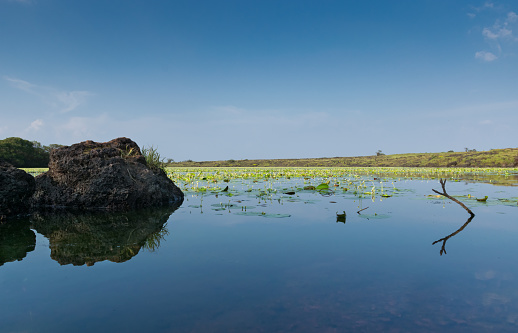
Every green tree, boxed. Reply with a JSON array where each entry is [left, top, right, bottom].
[[0, 137, 54, 167]]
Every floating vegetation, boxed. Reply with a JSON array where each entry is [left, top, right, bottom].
[[165, 167, 518, 222]]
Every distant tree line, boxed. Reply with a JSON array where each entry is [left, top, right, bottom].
[[0, 137, 64, 167]]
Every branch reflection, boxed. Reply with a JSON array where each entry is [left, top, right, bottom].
[[433, 215, 475, 255]]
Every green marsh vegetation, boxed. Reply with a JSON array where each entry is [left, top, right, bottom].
[[171, 147, 518, 168], [161, 167, 518, 220]]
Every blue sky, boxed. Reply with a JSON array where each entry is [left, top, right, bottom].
[[1, 0, 517, 161]]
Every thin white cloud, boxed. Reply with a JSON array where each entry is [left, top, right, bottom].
[[4, 76, 93, 113], [475, 8, 518, 62], [484, 1, 494, 8], [27, 119, 44, 131], [482, 27, 512, 39], [468, 1, 495, 17], [4, 77, 35, 92], [55, 91, 92, 113], [475, 50, 498, 61], [58, 114, 109, 138]]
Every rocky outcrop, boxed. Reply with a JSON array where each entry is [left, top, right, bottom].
[[0, 160, 36, 221], [31, 137, 183, 211]]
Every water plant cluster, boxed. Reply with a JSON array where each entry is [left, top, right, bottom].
[[164, 167, 518, 218], [166, 167, 518, 190]]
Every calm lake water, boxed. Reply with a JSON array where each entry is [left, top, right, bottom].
[[2, 174, 518, 332]]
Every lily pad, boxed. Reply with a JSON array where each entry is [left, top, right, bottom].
[[315, 183, 329, 191]]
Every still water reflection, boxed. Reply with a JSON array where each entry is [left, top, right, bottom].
[[1, 178, 518, 332], [30, 208, 176, 266], [0, 219, 35, 266]]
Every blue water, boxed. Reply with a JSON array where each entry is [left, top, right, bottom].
[[1, 178, 518, 332]]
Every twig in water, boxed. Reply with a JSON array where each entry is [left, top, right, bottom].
[[357, 207, 369, 214]]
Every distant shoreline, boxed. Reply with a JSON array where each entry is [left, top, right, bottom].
[[170, 148, 518, 168]]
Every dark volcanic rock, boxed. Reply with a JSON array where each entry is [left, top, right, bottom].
[[0, 160, 36, 221], [31, 137, 183, 211]]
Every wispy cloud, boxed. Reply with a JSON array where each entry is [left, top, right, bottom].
[[5, 76, 35, 92], [26, 119, 44, 131], [55, 91, 92, 113], [475, 50, 498, 61], [475, 6, 518, 62], [58, 114, 109, 138], [482, 26, 512, 39], [4, 76, 93, 113], [468, 1, 495, 18]]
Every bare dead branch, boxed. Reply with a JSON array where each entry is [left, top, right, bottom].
[[357, 207, 369, 214], [432, 179, 475, 217]]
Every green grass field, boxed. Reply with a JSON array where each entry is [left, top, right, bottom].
[[170, 147, 518, 168]]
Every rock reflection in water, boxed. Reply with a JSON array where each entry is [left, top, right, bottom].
[[30, 206, 179, 266], [0, 218, 36, 266]]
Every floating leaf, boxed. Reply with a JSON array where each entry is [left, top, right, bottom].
[[316, 183, 329, 191], [263, 213, 291, 218], [476, 196, 488, 202], [211, 203, 235, 208]]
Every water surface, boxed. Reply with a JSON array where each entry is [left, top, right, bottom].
[[2, 176, 518, 332]]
